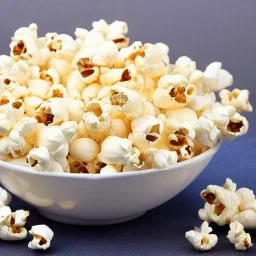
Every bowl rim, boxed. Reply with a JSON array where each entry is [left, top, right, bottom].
[[0, 141, 222, 179]]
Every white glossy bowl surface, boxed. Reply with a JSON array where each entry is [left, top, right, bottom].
[[0, 143, 221, 225]]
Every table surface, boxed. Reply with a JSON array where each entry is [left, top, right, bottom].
[[0, 135, 255, 255]]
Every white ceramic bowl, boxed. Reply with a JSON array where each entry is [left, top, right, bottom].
[[0, 143, 221, 225]]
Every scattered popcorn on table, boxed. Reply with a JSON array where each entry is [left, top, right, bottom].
[[198, 178, 239, 226], [185, 221, 218, 251], [0, 21, 252, 174], [0, 208, 29, 241], [227, 221, 253, 250], [28, 224, 54, 250], [199, 178, 256, 229]]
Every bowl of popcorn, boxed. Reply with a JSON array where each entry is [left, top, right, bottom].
[[0, 21, 252, 225]]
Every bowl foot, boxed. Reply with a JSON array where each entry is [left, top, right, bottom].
[[39, 210, 146, 225]]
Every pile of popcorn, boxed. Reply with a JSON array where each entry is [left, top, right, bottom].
[[0, 20, 252, 174]]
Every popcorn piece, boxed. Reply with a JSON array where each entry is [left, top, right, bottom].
[[50, 142, 69, 171], [178, 144, 195, 161], [73, 41, 118, 73], [0, 206, 12, 228], [129, 147, 144, 168], [100, 67, 126, 85], [189, 69, 204, 91], [203, 102, 232, 129], [236, 187, 256, 212], [110, 85, 147, 120], [110, 119, 129, 138], [68, 156, 89, 173], [76, 120, 87, 138], [172, 56, 196, 78], [198, 178, 240, 226], [60, 121, 77, 141], [220, 110, 249, 141], [46, 33, 77, 60], [0, 113, 12, 135], [27, 146, 64, 172], [10, 35, 39, 65], [165, 108, 198, 129], [123, 146, 145, 171], [117, 64, 142, 91], [8, 130, 33, 157], [68, 155, 104, 174], [185, 221, 218, 251], [219, 89, 253, 112], [0, 225, 27, 241], [66, 99, 84, 122], [7, 60, 30, 84], [27, 79, 50, 99], [7, 116, 38, 157], [0, 55, 13, 75], [40, 68, 60, 85], [0, 208, 29, 241], [105, 20, 129, 48], [92, 41, 119, 67], [0, 137, 18, 156], [14, 23, 38, 40], [129, 115, 164, 152], [82, 31, 105, 48], [74, 28, 88, 41], [77, 64, 100, 85], [233, 209, 256, 229], [93, 20, 129, 49], [0, 76, 28, 100], [47, 56, 73, 82], [70, 138, 100, 163], [144, 148, 178, 169], [35, 125, 65, 152], [157, 74, 189, 89], [227, 221, 253, 251], [5, 156, 28, 167], [153, 77, 196, 109], [23, 96, 43, 117], [38, 47, 52, 68], [5, 100, 25, 124], [232, 188, 256, 228], [98, 136, 132, 165], [155, 42, 169, 56], [196, 116, 222, 147], [5, 209, 29, 228], [28, 224, 54, 250], [91, 19, 108, 34], [100, 164, 118, 174], [114, 41, 143, 67], [66, 70, 85, 98], [29, 65, 40, 78], [0, 187, 12, 207], [188, 92, 216, 114], [135, 43, 169, 78], [83, 100, 110, 141], [203, 62, 233, 92], [14, 117, 37, 136], [86, 158, 108, 174], [46, 84, 69, 99], [165, 119, 195, 150], [35, 98, 69, 126], [82, 83, 101, 104]]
